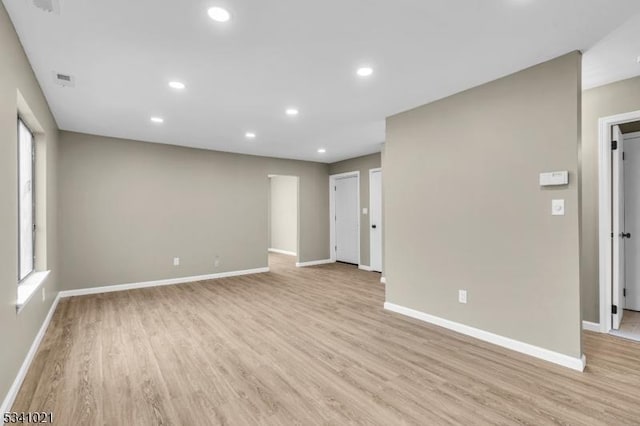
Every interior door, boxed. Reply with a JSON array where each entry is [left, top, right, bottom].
[[335, 176, 359, 264], [624, 132, 640, 311], [370, 170, 382, 272], [612, 125, 626, 329]]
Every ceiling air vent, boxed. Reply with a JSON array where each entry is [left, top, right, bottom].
[[53, 72, 75, 87], [32, 0, 60, 14]]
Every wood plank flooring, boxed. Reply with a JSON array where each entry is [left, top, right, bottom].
[[13, 254, 640, 425]]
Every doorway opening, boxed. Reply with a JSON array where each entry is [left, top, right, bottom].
[[268, 175, 299, 269], [598, 111, 640, 341], [330, 171, 360, 265]]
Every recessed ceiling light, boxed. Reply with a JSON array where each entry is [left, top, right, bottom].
[[357, 66, 374, 77], [286, 108, 299, 116], [169, 81, 186, 89], [208, 7, 231, 22], [317, 148, 326, 154], [245, 132, 256, 139], [150, 117, 164, 123]]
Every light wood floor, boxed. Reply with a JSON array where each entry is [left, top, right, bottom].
[[14, 254, 640, 425]]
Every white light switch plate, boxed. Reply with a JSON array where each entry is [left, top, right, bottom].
[[458, 290, 467, 304], [173, 257, 180, 266], [362, 208, 368, 215], [552, 199, 565, 216]]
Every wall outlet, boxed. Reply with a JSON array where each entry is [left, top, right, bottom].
[[173, 257, 180, 266], [362, 208, 368, 215], [458, 290, 467, 304], [214, 256, 220, 268], [42, 288, 46, 302]]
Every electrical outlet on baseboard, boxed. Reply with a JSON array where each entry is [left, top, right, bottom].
[[458, 290, 467, 304]]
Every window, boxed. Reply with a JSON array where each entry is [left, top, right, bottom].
[[18, 117, 35, 281]]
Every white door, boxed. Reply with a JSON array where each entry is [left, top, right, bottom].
[[370, 170, 382, 272], [335, 176, 359, 264], [624, 132, 640, 311], [612, 125, 626, 329]]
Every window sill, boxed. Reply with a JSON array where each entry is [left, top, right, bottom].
[[16, 270, 50, 314]]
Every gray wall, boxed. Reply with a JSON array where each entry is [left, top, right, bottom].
[[269, 175, 298, 254], [329, 153, 382, 267], [59, 131, 329, 290], [581, 75, 640, 322], [385, 52, 582, 358], [0, 2, 59, 407]]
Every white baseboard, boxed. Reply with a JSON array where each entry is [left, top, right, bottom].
[[59, 267, 270, 298], [268, 248, 296, 256], [380, 276, 386, 284], [384, 302, 586, 372], [582, 321, 602, 332], [1, 293, 61, 413], [358, 264, 373, 271], [296, 259, 334, 268]]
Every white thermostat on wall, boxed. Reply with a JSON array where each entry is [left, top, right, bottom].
[[539, 171, 569, 186]]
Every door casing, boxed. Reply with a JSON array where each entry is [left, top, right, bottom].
[[612, 125, 626, 329], [597, 110, 640, 333]]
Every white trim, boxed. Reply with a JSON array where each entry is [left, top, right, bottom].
[[296, 259, 334, 268], [16, 270, 51, 313], [369, 167, 383, 273], [58, 267, 269, 298], [358, 264, 373, 271], [329, 171, 360, 179], [384, 302, 586, 371], [598, 110, 640, 334], [582, 321, 602, 332], [380, 276, 386, 284], [329, 171, 360, 264], [1, 293, 60, 413], [268, 248, 296, 256]]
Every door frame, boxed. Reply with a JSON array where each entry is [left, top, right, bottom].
[[329, 171, 360, 264], [369, 168, 382, 272], [267, 174, 300, 263], [622, 131, 640, 313], [598, 110, 640, 333]]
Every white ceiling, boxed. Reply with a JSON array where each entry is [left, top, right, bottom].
[[583, 14, 640, 90], [4, 0, 640, 163]]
